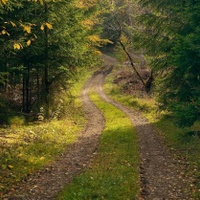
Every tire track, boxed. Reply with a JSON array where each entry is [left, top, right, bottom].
[[5, 57, 192, 200], [94, 67, 192, 200], [5, 71, 105, 200]]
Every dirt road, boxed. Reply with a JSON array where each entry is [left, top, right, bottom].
[[94, 69, 191, 199], [6, 65, 106, 199], [90, 55, 191, 199], [6, 55, 191, 199]]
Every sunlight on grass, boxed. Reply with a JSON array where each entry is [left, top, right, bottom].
[[0, 119, 79, 192], [104, 70, 200, 199], [104, 81, 159, 122], [71, 66, 98, 106], [0, 66, 97, 195], [57, 93, 140, 200]]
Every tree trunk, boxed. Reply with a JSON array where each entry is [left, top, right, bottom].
[[118, 40, 146, 86], [36, 68, 41, 110], [26, 65, 30, 112], [145, 69, 154, 93], [118, 39, 154, 93], [22, 63, 31, 113], [44, 1, 50, 118], [22, 75, 26, 112], [22, 63, 30, 113]]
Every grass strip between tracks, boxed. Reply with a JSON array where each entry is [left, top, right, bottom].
[[57, 92, 140, 200], [104, 70, 200, 199]]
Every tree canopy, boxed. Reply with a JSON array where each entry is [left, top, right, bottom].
[[1, 0, 200, 126], [0, 0, 108, 119]]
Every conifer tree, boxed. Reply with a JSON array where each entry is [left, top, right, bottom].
[[134, 0, 200, 126], [0, 0, 108, 119]]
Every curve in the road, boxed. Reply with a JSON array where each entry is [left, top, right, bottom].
[[94, 67, 191, 200], [6, 60, 192, 200], [6, 70, 106, 200]]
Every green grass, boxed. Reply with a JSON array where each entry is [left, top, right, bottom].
[[0, 98, 22, 125], [104, 71, 200, 199], [57, 93, 140, 200], [0, 66, 97, 196], [0, 120, 79, 194]]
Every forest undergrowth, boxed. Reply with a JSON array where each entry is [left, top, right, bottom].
[[0, 67, 95, 197]]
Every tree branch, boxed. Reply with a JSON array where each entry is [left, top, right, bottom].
[[118, 39, 146, 88]]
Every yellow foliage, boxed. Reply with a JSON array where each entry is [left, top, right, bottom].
[[0, 0, 8, 5], [81, 19, 95, 29], [10, 21, 16, 27], [39, 0, 43, 5], [40, 24, 44, 31], [23, 25, 31, 34], [14, 43, 22, 50], [1, 28, 10, 36], [74, 0, 97, 8], [88, 35, 113, 47], [33, 33, 37, 39], [45, 22, 53, 29], [88, 35, 101, 43], [1, 29, 7, 35], [94, 50, 102, 55], [8, 165, 14, 169], [120, 35, 128, 44], [40, 23, 53, 31], [73, 0, 83, 8], [101, 39, 113, 45], [28, 0, 43, 4], [27, 40, 31, 46]]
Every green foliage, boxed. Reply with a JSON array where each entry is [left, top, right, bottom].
[[130, 0, 200, 127], [0, 0, 107, 118], [8, 116, 25, 127], [0, 60, 92, 195], [101, 0, 140, 47], [0, 120, 80, 193]]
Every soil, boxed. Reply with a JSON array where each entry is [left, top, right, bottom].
[[4, 55, 192, 199]]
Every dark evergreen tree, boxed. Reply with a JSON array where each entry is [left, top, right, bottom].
[[135, 0, 200, 126], [0, 0, 108, 120]]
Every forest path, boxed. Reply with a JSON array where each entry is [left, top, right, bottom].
[[94, 57, 192, 199], [6, 65, 107, 199], [6, 55, 191, 200]]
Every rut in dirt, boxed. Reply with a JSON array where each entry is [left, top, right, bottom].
[[5, 55, 192, 200], [5, 69, 106, 200], [94, 65, 192, 200]]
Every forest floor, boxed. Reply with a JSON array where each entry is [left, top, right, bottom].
[[4, 55, 192, 199]]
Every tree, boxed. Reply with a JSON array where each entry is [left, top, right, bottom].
[[0, 0, 109, 120], [133, 0, 200, 126], [101, 0, 154, 92]]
